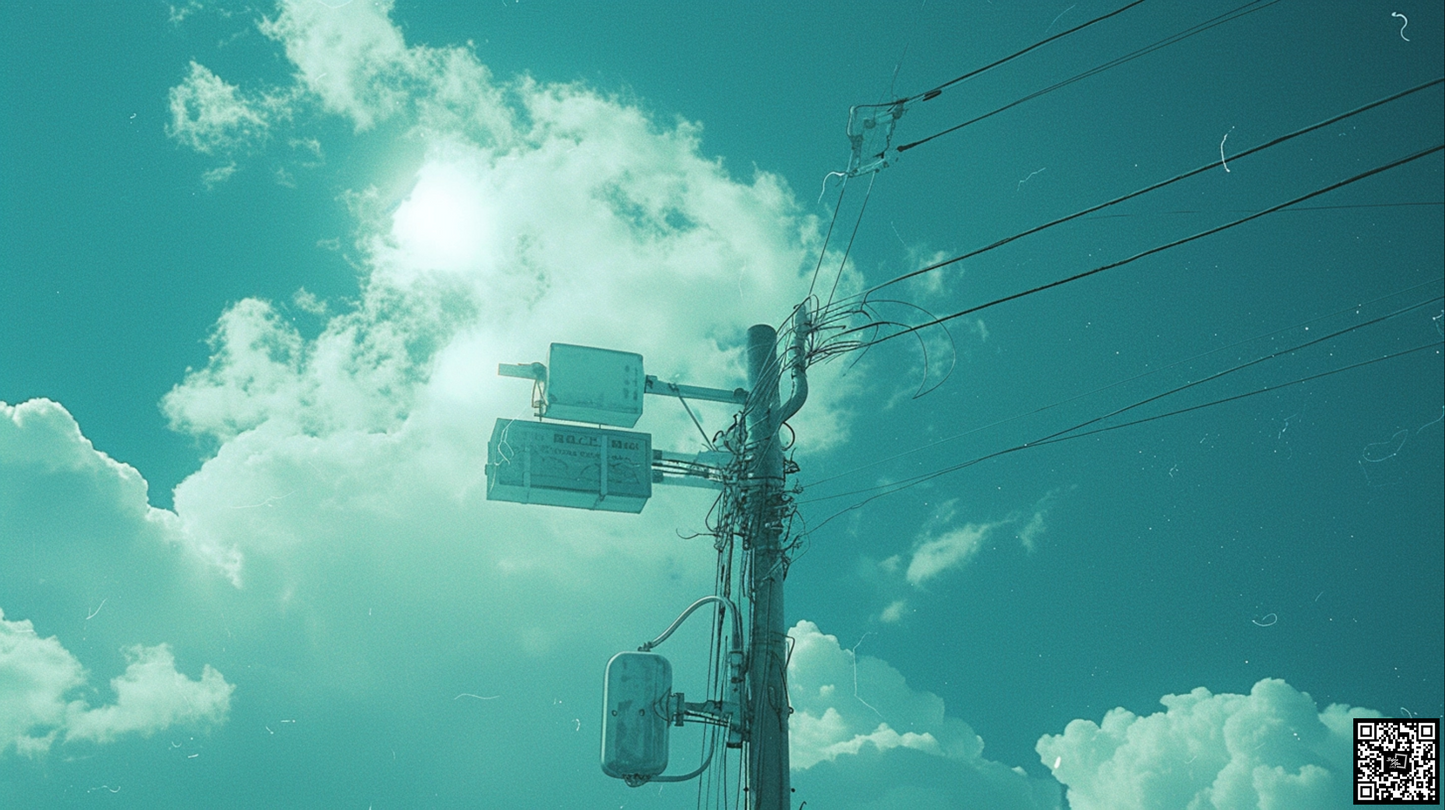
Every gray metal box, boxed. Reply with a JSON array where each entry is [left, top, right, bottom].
[[485, 419, 652, 513], [601, 652, 672, 781], [541, 343, 644, 428]]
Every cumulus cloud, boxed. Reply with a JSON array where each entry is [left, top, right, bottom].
[[1037, 678, 1380, 810], [150, 0, 863, 597], [0, 611, 85, 757], [787, 621, 1061, 808], [0, 610, 232, 756], [64, 644, 234, 745]]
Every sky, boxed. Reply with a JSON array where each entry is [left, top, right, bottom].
[[1, 1, 1441, 808]]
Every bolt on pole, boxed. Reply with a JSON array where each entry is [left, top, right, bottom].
[[744, 322, 791, 809]]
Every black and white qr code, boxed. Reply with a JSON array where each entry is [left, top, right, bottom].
[[1355, 718, 1438, 805]]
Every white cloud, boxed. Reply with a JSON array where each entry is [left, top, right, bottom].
[[1017, 511, 1046, 552], [1016, 487, 1069, 552], [0, 610, 84, 757], [13, 0, 868, 799], [905, 503, 1010, 586], [1037, 678, 1380, 810], [257, 0, 414, 132], [901, 489, 1071, 585], [254, 0, 513, 142], [788, 620, 980, 769], [166, 61, 287, 158], [0, 611, 232, 756], [879, 599, 908, 623], [64, 644, 233, 745], [787, 620, 1061, 808]]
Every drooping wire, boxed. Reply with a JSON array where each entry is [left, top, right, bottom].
[[825, 170, 878, 311], [822, 143, 1445, 353], [806, 174, 851, 301]]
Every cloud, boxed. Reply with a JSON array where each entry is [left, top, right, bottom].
[[1016, 486, 1069, 552], [0, 611, 232, 756], [166, 61, 288, 158], [13, 0, 864, 800], [64, 644, 233, 745], [255, 0, 513, 141], [905, 500, 1011, 586], [0, 610, 84, 757], [1037, 678, 1380, 810], [900, 488, 1072, 585], [879, 599, 908, 623], [788, 620, 1061, 808]]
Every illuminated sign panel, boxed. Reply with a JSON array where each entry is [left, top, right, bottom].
[[485, 418, 652, 512]]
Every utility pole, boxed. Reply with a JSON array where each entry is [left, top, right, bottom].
[[491, 307, 809, 810], [744, 309, 807, 809]]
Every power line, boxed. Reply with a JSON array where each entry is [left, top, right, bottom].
[[806, 293, 1440, 504], [829, 76, 1443, 314], [821, 142, 1444, 353], [889, 0, 1151, 107], [895, 0, 1282, 154], [802, 339, 1442, 532], [803, 278, 1444, 489]]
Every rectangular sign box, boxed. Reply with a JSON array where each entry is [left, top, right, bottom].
[[485, 418, 652, 513], [541, 343, 644, 428]]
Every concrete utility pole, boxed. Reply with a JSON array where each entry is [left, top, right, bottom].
[[492, 314, 810, 805], [743, 311, 807, 809]]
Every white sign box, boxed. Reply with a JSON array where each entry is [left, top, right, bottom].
[[485, 418, 652, 513], [542, 343, 644, 427]]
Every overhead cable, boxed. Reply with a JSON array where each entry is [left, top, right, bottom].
[[894, 0, 1284, 154], [802, 278, 1443, 488], [802, 338, 1442, 532], [823, 142, 1444, 353], [836, 76, 1444, 312]]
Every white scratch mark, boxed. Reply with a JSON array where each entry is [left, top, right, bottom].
[[1220, 126, 1235, 173], [85, 598, 108, 621], [849, 633, 883, 718], [1016, 167, 1046, 191], [230, 490, 297, 509], [1392, 12, 1409, 41], [455, 693, 501, 701], [1044, 4, 1076, 35]]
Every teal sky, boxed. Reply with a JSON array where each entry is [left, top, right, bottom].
[[2, 2, 1441, 808]]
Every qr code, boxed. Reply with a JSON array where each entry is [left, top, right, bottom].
[[1355, 718, 1438, 804]]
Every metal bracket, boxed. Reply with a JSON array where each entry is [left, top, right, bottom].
[[498, 362, 546, 381], [644, 375, 747, 405]]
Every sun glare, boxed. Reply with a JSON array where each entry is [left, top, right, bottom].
[[391, 162, 492, 271]]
